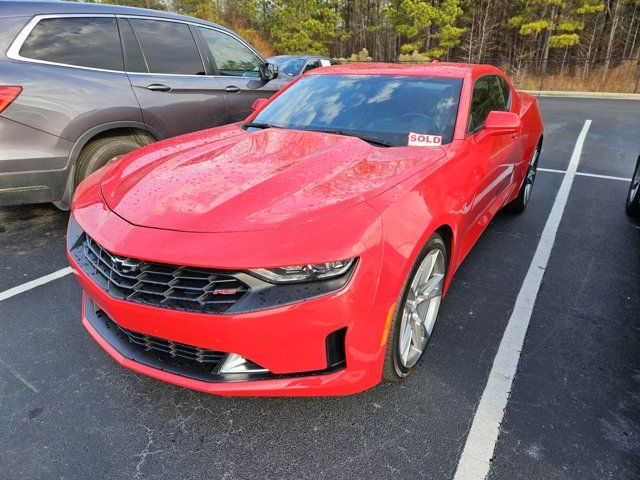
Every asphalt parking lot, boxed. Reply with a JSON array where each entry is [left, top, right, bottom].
[[1, 97, 639, 480]]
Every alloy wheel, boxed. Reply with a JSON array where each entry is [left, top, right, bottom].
[[397, 248, 445, 368], [523, 145, 540, 205]]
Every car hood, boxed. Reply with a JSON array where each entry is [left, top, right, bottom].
[[100, 124, 446, 233]]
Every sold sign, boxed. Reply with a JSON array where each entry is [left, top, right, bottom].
[[408, 132, 442, 147]]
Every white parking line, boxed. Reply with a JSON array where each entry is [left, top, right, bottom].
[[539, 167, 631, 182], [0, 267, 73, 303], [538, 167, 566, 174], [454, 120, 592, 480], [576, 171, 631, 182]]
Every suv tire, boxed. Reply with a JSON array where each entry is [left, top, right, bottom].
[[74, 131, 154, 187]]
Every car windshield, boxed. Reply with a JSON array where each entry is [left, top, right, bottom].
[[250, 74, 462, 147], [269, 57, 306, 77]]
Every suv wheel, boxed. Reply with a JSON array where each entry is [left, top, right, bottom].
[[74, 131, 154, 187]]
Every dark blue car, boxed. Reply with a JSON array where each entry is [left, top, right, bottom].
[[267, 55, 337, 80]]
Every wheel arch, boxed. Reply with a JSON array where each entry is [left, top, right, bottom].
[[377, 216, 459, 308], [54, 121, 161, 210], [434, 224, 453, 266], [432, 223, 457, 296], [378, 219, 457, 380]]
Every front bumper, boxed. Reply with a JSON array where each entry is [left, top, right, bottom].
[[81, 297, 368, 396], [73, 265, 388, 396], [67, 198, 391, 396]]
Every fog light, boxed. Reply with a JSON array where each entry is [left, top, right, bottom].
[[219, 353, 269, 374]]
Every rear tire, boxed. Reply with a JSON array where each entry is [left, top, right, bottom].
[[382, 233, 448, 381], [74, 131, 154, 187], [505, 139, 541, 213], [625, 156, 640, 217]]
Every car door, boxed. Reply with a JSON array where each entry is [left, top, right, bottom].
[[195, 27, 281, 122], [122, 17, 229, 139], [467, 75, 517, 221]]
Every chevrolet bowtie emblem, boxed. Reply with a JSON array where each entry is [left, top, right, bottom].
[[112, 256, 141, 273]]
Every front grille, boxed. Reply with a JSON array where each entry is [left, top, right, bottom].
[[95, 308, 228, 379], [77, 236, 248, 314], [115, 322, 225, 365]]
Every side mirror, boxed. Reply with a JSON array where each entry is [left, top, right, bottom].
[[474, 111, 522, 143], [252, 98, 268, 112], [485, 111, 521, 132], [260, 62, 278, 81]]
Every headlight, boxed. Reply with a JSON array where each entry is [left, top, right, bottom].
[[249, 258, 356, 284]]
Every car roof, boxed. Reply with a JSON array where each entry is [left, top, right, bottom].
[[307, 62, 504, 78], [0, 0, 233, 34]]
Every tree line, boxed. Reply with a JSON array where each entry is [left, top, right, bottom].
[[91, 1, 639, 75]]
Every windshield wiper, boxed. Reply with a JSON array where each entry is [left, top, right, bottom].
[[243, 122, 282, 130], [308, 128, 392, 147], [245, 123, 392, 146]]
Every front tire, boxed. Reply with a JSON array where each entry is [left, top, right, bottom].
[[382, 233, 448, 381], [625, 155, 640, 217], [74, 130, 154, 187]]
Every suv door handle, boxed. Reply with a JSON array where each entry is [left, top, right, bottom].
[[146, 84, 171, 92], [225, 86, 241, 93]]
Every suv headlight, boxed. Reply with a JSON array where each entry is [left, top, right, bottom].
[[248, 259, 356, 284]]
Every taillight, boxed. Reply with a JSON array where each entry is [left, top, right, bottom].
[[0, 86, 22, 114]]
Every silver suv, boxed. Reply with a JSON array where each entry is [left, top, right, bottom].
[[0, 1, 284, 208]]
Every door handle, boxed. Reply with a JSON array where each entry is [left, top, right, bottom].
[[146, 84, 171, 92], [225, 86, 241, 93]]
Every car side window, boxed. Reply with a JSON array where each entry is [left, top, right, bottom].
[[498, 76, 512, 110], [19, 17, 123, 71], [303, 60, 321, 74], [468, 75, 508, 134], [198, 28, 262, 77], [129, 19, 205, 75]]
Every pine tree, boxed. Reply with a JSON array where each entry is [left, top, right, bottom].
[[270, 0, 339, 55]]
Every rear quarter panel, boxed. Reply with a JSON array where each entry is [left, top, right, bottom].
[[0, 61, 144, 148], [513, 91, 544, 185], [0, 16, 30, 55], [0, 45, 144, 202]]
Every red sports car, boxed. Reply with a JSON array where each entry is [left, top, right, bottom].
[[67, 63, 543, 396]]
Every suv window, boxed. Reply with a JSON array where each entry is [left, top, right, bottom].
[[130, 19, 205, 75], [19, 17, 123, 71], [118, 18, 147, 73], [199, 28, 262, 77], [468, 75, 509, 133]]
